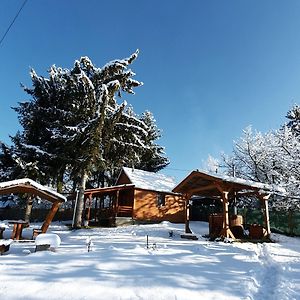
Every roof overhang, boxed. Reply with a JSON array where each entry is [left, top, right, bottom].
[[0, 178, 67, 203], [173, 170, 285, 199]]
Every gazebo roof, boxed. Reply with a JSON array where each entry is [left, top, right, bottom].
[[0, 178, 67, 203], [172, 170, 285, 198]]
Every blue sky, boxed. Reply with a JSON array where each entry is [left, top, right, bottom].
[[1, 0, 300, 180]]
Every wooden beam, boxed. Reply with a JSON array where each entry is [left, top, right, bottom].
[[94, 196, 98, 222], [257, 193, 271, 238], [115, 190, 120, 216], [184, 193, 192, 234], [187, 183, 218, 195], [215, 182, 232, 196], [86, 194, 92, 225], [41, 201, 60, 233], [218, 189, 235, 239]]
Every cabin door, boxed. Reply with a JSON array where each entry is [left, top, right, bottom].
[[117, 189, 134, 217]]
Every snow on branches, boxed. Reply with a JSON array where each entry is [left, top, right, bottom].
[[221, 123, 300, 211]]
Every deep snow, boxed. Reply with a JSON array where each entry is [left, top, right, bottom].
[[0, 221, 299, 300]]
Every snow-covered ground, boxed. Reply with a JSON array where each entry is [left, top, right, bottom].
[[0, 221, 300, 300]]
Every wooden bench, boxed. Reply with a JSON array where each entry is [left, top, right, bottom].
[[35, 233, 61, 252], [181, 233, 198, 240], [32, 229, 43, 239]]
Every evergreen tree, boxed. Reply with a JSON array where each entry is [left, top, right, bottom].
[[0, 142, 20, 181], [14, 51, 143, 227], [135, 111, 169, 172], [286, 104, 300, 135]]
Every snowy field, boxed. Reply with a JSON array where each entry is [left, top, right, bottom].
[[0, 221, 300, 300]]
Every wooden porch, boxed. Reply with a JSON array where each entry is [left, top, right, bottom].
[[83, 184, 135, 226]]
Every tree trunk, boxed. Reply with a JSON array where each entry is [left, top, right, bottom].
[[73, 171, 88, 228], [288, 210, 294, 236], [56, 168, 65, 193], [24, 195, 33, 223]]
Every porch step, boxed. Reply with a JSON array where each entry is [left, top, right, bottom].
[[115, 217, 134, 226]]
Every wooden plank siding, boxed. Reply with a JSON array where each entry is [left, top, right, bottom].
[[132, 189, 185, 223], [117, 172, 131, 185]]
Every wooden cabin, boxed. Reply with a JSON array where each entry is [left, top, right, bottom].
[[84, 167, 185, 224]]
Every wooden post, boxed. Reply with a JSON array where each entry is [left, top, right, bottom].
[[10, 223, 18, 240], [258, 193, 271, 238], [41, 202, 60, 233], [94, 196, 98, 222], [86, 194, 92, 225], [215, 186, 235, 239], [115, 190, 120, 217], [15, 223, 23, 240], [185, 194, 192, 234]]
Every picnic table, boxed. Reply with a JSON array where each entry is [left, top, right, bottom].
[[8, 220, 29, 240]]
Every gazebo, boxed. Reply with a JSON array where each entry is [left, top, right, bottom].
[[0, 178, 66, 234], [173, 170, 285, 239]]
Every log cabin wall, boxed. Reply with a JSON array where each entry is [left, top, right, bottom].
[[132, 189, 185, 223]]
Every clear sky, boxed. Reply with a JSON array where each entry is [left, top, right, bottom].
[[1, 0, 300, 180]]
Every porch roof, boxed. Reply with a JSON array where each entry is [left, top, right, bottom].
[[84, 184, 135, 197]]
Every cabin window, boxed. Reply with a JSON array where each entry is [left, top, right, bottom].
[[157, 193, 166, 207]]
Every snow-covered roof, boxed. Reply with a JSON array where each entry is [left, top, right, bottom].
[[214, 172, 286, 193], [173, 169, 286, 195], [0, 178, 67, 203], [121, 167, 177, 193]]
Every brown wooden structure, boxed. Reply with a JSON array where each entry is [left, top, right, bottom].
[[83, 167, 185, 225], [0, 178, 66, 236], [173, 170, 285, 240]]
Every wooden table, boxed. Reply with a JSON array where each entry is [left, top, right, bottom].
[[8, 220, 29, 240]]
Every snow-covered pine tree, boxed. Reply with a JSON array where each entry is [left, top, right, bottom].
[[87, 107, 170, 187], [14, 51, 143, 228], [0, 141, 21, 181], [93, 105, 150, 186], [286, 104, 300, 135], [135, 111, 169, 172], [13, 66, 75, 190]]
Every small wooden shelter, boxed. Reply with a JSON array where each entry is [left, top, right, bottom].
[[83, 167, 185, 225], [173, 170, 285, 239], [0, 178, 66, 233]]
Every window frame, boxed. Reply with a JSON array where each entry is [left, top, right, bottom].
[[157, 193, 166, 207]]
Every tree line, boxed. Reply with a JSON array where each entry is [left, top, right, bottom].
[[206, 105, 300, 211]]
